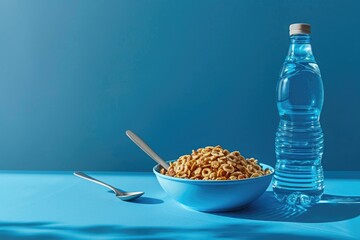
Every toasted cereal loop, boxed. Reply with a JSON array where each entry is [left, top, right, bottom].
[[222, 164, 235, 173], [202, 168, 212, 177], [160, 146, 272, 181], [211, 161, 220, 168]]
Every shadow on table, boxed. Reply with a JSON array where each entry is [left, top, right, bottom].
[[106, 190, 164, 204], [0, 221, 341, 240], [215, 191, 360, 223], [131, 196, 164, 204]]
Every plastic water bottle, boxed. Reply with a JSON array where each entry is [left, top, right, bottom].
[[272, 23, 324, 207]]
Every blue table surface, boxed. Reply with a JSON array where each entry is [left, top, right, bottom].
[[0, 171, 359, 240]]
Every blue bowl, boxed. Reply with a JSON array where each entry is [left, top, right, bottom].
[[153, 162, 274, 212]]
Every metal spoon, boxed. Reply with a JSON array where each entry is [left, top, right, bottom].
[[74, 172, 144, 201], [126, 130, 170, 170]]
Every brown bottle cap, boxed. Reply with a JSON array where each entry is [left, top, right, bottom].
[[289, 23, 311, 35]]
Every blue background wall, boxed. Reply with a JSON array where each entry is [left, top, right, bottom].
[[0, 0, 359, 171]]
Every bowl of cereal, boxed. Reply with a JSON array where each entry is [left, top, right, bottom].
[[153, 146, 274, 212]]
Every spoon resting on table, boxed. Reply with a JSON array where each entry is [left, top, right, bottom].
[[74, 172, 144, 201]]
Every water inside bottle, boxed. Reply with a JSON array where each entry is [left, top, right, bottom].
[[272, 31, 324, 208]]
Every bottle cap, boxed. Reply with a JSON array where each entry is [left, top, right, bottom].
[[289, 23, 311, 35]]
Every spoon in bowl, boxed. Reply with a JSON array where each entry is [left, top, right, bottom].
[[74, 172, 144, 201], [126, 130, 170, 170]]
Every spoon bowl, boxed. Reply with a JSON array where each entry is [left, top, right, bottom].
[[116, 191, 144, 201]]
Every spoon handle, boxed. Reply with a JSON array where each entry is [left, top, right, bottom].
[[126, 130, 170, 170], [74, 172, 123, 195]]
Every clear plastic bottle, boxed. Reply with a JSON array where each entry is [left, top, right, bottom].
[[272, 23, 324, 207]]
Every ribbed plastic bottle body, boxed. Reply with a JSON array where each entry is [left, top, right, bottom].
[[272, 34, 324, 207]]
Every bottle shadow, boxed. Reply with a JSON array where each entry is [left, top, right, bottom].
[[214, 191, 360, 223]]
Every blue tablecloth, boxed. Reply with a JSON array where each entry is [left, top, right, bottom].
[[0, 171, 359, 239]]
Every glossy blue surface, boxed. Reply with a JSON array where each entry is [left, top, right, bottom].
[[0, 1, 360, 171], [153, 163, 274, 212], [0, 171, 359, 239]]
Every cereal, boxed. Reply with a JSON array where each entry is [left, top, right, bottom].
[[160, 145, 272, 180]]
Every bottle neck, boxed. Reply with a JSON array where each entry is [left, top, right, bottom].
[[286, 34, 315, 62]]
